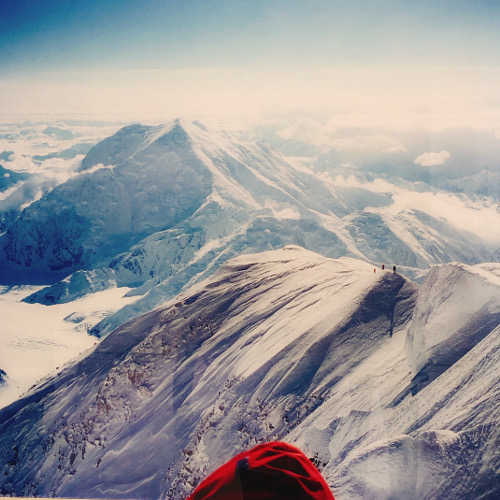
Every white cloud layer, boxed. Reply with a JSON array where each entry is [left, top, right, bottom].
[[278, 119, 336, 147], [278, 117, 397, 152], [1, 65, 500, 133], [414, 150, 451, 167], [388, 190, 500, 243], [332, 174, 500, 243]]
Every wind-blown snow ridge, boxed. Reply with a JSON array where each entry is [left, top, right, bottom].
[[1, 247, 498, 499]]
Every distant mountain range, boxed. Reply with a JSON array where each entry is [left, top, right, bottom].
[[1, 119, 497, 338], [1, 247, 498, 499]]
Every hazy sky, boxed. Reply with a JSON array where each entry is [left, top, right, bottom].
[[1, 0, 500, 124]]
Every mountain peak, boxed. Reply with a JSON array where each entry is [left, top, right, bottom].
[[79, 123, 153, 171], [153, 120, 191, 148]]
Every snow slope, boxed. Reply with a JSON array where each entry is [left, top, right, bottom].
[[1, 247, 498, 499], [0, 120, 119, 237]]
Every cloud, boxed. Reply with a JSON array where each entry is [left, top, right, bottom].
[[414, 150, 451, 167], [383, 144, 407, 154], [2, 65, 500, 137], [278, 119, 336, 148], [387, 190, 500, 243], [328, 133, 396, 152], [76, 162, 115, 175], [278, 117, 397, 152]]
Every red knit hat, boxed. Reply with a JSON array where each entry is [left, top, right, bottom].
[[187, 441, 335, 500]]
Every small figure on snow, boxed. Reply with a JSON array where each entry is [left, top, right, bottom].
[[393, 265, 396, 274], [382, 264, 385, 270], [374, 268, 376, 273]]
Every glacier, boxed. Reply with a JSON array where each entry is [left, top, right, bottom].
[[0, 247, 498, 499]]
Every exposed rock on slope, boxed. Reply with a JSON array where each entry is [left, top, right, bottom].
[[0, 164, 29, 192]]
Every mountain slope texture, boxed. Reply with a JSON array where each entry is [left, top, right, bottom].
[[1, 247, 498, 499]]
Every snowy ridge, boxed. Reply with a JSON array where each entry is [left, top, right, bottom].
[[405, 261, 500, 394], [1, 247, 498, 499]]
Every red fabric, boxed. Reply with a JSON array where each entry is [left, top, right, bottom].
[[187, 441, 335, 500]]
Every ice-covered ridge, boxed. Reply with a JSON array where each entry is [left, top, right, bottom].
[[199, 247, 378, 379], [464, 261, 500, 285]]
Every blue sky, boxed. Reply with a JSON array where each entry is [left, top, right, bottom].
[[1, 0, 499, 120], [2, 0, 500, 73]]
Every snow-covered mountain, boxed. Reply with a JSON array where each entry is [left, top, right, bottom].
[[438, 169, 500, 200], [0, 164, 32, 232], [0, 247, 498, 499], [2, 119, 497, 338], [0, 164, 29, 193]]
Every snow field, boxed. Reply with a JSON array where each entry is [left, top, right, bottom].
[[0, 285, 140, 408]]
